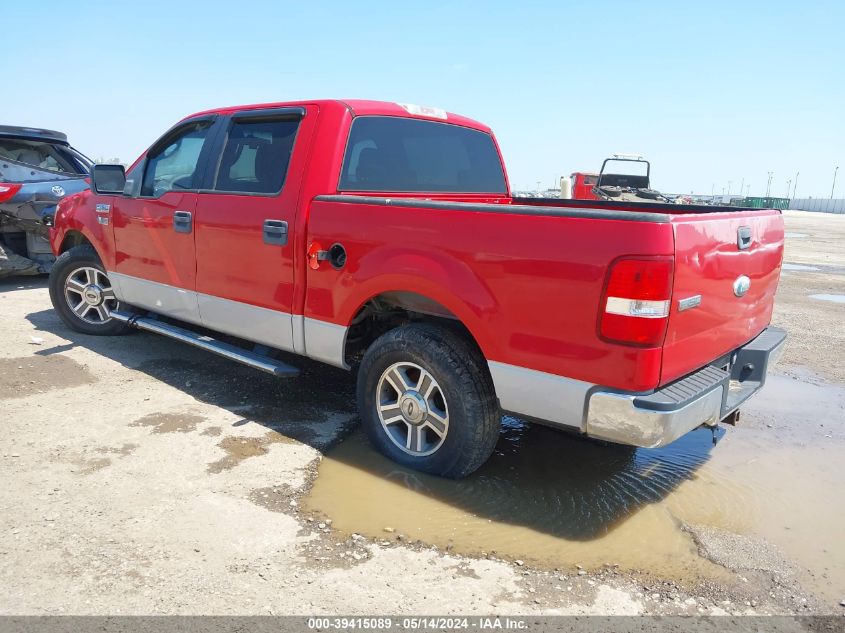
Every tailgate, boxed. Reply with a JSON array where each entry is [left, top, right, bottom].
[[661, 209, 784, 385]]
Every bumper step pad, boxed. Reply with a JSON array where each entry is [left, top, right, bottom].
[[634, 365, 728, 412]]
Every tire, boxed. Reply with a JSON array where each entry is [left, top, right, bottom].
[[48, 245, 130, 336], [356, 323, 500, 478], [597, 186, 622, 198], [635, 188, 662, 200]]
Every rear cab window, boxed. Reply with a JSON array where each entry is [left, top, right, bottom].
[[339, 116, 506, 193]]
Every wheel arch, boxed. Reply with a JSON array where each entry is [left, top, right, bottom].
[[341, 287, 492, 369], [51, 188, 114, 268], [57, 229, 113, 269]]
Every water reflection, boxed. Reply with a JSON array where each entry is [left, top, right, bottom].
[[312, 417, 724, 541]]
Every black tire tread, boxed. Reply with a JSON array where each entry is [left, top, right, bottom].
[[48, 245, 129, 336], [356, 323, 500, 478]]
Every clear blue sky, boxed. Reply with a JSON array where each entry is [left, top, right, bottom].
[[5, 0, 843, 196]]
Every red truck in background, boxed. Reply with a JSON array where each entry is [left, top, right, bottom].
[[570, 172, 600, 200], [48, 99, 786, 478]]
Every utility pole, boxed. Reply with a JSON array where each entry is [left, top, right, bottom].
[[793, 171, 799, 199], [832, 166, 840, 199], [786, 179, 791, 198], [766, 172, 773, 197], [739, 177, 745, 198], [746, 184, 751, 196], [728, 181, 732, 195]]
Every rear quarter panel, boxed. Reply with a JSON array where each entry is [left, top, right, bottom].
[[304, 199, 675, 391]]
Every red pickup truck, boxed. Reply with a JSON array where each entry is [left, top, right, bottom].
[[48, 99, 786, 478]]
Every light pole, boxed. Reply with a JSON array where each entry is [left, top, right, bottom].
[[739, 177, 745, 198], [766, 172, 773, 197], [832, 167, 840, 199], [793, 171, 799, 199], [728, 181, 732, 196], [786, 179, 791, 198]]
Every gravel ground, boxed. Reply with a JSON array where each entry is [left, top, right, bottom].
[[773, 211, 845, 383], [0, 211, 843, 616]]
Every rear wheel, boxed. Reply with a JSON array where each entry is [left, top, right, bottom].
[[356, 324, 500, 478], [48, 245, 129, 336]]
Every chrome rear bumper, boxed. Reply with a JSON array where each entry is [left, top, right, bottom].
[[585, 326, 787, 448]]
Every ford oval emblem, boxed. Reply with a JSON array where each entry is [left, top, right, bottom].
[[51, 185, 65, 197], [733, 275, 751, 297]]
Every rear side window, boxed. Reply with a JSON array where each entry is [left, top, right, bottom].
[[339, 117, 507, 193], [0, 138, 83, 174], [213, 118, 300, 194]]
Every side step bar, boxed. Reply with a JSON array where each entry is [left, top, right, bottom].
[[111, 311, 299, 377]]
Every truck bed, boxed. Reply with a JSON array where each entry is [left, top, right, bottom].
[[309, 194, 783, 394], [519, 195, 757, 216]]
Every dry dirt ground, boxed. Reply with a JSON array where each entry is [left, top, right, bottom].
[[0, 211, 843, 617]]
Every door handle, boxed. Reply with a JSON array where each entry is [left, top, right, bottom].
[[737, 226, 752, 250], [173, 210, 192, 234], [263, 219, 288, 246]]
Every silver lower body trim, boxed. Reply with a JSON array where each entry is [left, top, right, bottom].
[[109, 272, 202, 327], [106, 272, 348, 367], [292, 314, 306, 355], [487, 360, 591, 430], [303, 317, 349, 369], [197, 292, 294, 352]]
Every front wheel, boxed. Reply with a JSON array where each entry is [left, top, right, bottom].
[[356, 324, 500, 478], [48, 245, 129, 336]]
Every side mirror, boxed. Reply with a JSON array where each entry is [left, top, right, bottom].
[[91, 164, 126, 194]]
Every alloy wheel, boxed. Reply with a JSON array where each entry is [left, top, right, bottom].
[[376, 361, 449, 456], [63, 266, 118, 324]]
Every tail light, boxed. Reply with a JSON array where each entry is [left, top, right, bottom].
[[599, 257, 674, 347], [0, 183, 22, 203]]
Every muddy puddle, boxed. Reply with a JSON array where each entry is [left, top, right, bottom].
[[782, 263, 821, 272], [810, 294, 845, 304], [131, 412, 205, 434], [207, 431, 294, 473], [305, 374, 845, 605]]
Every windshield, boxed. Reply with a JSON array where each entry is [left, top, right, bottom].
[[598, 158, 650, 189]]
